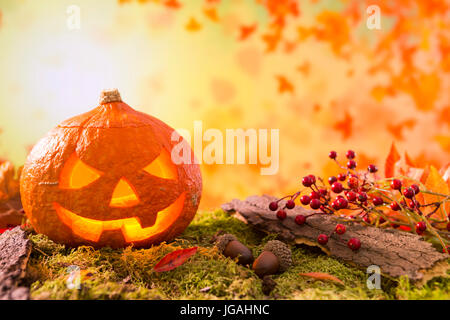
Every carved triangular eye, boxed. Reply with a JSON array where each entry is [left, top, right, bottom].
[[143, 148, 178, 180], [110, 178, 140, 208], [60, 153, 103, 189]]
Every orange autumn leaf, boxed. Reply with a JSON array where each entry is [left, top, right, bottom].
[[299, 272, 344, 285], [404, 151, 416, 167], [283, 40, 297, 53], [422, 165, 449, 219], [203, 7, 219, 22], [261, 32, 281, 52], [238, 24, 257, 41], [296, 61, 310, 76], [185, 17, 202, 32], [275, 75, 294, 94], [164, 0, 181, 9], [332, 111, 353, 140], [384, 143, 401, 178], [387, 119, 416, 140], [434, 135, 450, 153]]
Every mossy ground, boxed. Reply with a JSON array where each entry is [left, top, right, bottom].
[[24, 210, 450, 300]]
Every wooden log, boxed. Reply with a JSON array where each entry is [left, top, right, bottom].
[[0, 227, 31, 300], [222, 195, 449, 284]]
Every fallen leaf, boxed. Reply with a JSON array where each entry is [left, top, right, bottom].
[[0, 162, 21, 201], [422, 165, 449, 219], [203, 8, 219, 22], [185, 17, 202, 32], [275, 75, 294, 94], [164, 0, 181, 9], [299, 272, 344, 285], [384, 143, 401, 178], [239, 24, 257, 40], [333, 111, 353, 140], [154, 247, 198, 272]]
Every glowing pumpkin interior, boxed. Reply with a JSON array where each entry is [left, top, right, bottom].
[[55, 148, 185, 243]]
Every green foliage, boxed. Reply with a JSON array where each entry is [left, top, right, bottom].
[[25, 210, 450, 300]]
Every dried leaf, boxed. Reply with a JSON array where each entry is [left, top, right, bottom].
[[422, 166, 449, 219], [238, 24, 257, 41], [0, 162, 21, 201], [275, 75, 294, 94], [384, 143, 401, 178], [333, 111, 353, 140], [153, 247, 198, 272], [299, 272, 344, 285], [203, 8, 219, 22], [185, 17, 202, 32]]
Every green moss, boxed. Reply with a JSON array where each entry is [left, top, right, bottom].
[[25, 210, 450, 300]]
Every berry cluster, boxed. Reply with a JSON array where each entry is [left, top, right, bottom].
[[269, 149, 450, 254]]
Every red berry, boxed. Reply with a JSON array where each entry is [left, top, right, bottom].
[[403, 187, 415, 199], [336, 197, 348, 209], [277, 209, 287, 220], [347, 160, 357, 169], [348, 177, 359, 190], [410, 184, 420, 194], [331, 200, 340, 210], [317, 234, 328, 245], [367, 164, 377, 173], [390, 202, 400, 211], [329, 150, 337, 159], [331, 182, 344, 194], [379, 217, 386, 224], [335, 224, 346, 235], [357, 192, 367, 202], [447, 222, 450, 231], [363, 216, 371, 224], [328, 176, 338, 185], [302, 176, 313, 187], [286, 199, 295, 209], [390, 179, 402, 190], [346, 150, 356, 159], [300, 195, 311, 205], [308, 174, 316, 185], [346, 191, 357, 201], [309, 191, 320, 199], [415, 221, 426, 234], [310, 198, 321, 210], [372, 197, 383, 206], [337, 173, 346, 181], [347, 238, 361, 251], [407, 200, 416, 209], [269, 201, 278, 211], [295, 215, 306, 225]]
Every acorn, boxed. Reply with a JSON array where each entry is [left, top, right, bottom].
[[252, 240, 292, 278], [215, 234, 254, 266]]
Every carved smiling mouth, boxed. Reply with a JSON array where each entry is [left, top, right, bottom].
[[53, 192, 186, 243]]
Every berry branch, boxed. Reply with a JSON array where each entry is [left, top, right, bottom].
[[268, 150, 450, 254]]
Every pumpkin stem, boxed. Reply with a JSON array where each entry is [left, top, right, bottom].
[[99, 89, 122, 104]]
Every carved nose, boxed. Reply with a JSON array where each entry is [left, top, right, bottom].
[[109, 178, 140, 208]]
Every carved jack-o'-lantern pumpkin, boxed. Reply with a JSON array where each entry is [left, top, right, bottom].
[[20, 89, 202, 248]]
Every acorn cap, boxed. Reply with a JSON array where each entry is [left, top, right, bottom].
[[215, 233, 238, 252], [263, 240, 292, 272]]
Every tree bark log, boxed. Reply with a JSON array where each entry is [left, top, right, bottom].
[[0, 227, 31, 300], [222, 195, 449, 284]]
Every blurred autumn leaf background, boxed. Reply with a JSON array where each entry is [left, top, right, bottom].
[[0, 0, 448, 209]]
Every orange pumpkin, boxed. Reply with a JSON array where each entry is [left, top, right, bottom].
[[20, 89, 202, 248]]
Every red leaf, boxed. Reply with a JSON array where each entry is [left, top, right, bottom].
[[299, 272, 344, 285], [154, 247, 198, 272], [384, 142, 400, 178]]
